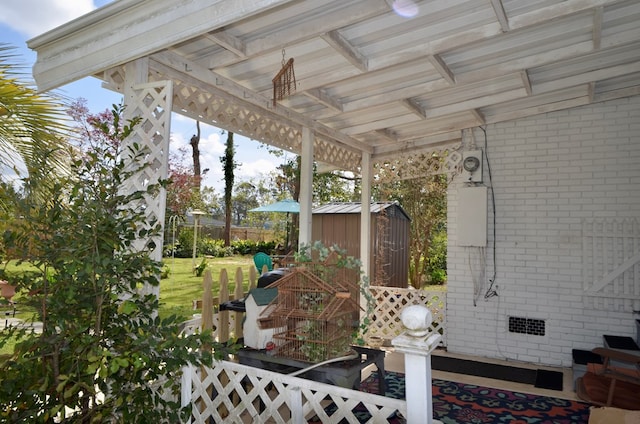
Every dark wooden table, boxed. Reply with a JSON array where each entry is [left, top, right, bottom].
[[237, 345, 386, 394]]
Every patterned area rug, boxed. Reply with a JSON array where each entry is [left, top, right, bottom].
[[359, 371, 591, 424]]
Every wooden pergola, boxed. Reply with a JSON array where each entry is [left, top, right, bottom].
[[27, 0, 640, 284]]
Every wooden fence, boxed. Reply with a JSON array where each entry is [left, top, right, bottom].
[[182, 266, 447, 348]]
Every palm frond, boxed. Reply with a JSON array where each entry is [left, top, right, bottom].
[[0, 43, 71, 185]]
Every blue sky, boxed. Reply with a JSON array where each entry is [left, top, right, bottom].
[[0, 0, 289, 193]]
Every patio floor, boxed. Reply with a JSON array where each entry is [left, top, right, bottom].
[[374, 346, 580, 402]]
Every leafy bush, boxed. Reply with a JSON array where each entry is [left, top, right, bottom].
[[0, 106, 235, 423], [199, 238, 228, 257], [194, 257, 208, 277], [169, 231, 276, 258], [231, 239, 276, 255], [425, 230, 447, 285]]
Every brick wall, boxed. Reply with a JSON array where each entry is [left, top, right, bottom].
[[446, 95, 640, 367]]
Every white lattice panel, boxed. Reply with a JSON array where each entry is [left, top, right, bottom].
[[122, 79, 173, 263], [367, 286, 446, 347], [374, 147, 463, 185], [106, 64, 462, 178], [583, 218, 640, 312], [182, 361, 406, 424]]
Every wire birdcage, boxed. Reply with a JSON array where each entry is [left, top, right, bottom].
[[260, 261, 360, 363]]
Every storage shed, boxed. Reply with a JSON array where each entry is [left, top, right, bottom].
[[312, 202, 410, 288]]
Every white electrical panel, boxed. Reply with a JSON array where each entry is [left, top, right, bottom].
[[457, 186, 488, 247]]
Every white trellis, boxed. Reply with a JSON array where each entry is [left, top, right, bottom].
[[366, 286, 447, 347], [583, 218, 640, 312]]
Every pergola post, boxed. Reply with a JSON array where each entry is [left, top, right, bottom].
[[359, 151, 372, 282], [298, 127, 314, 248], [122, 58, 173, 297]]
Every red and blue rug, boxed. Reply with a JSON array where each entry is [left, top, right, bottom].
[[358, 371, 591, 424]]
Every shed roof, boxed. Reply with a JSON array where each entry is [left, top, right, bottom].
[[313, 202, 410, 221]]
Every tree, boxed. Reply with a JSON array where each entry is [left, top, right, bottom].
[[231, 180, 261, 225], [66, 99, 122, 152], [221, 131, 237, 246], [0, 105, 232, 422], [0, 44, 69, 194], [189, 121, 202, 186], [313, 170, 359, 204], [376, 173, 447, 288]]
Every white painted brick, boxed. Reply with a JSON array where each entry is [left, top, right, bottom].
[[446, 96, 640, 367]]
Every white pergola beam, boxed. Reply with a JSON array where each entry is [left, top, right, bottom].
[[322, 30, 369, 72], [490, 0, 510, 32], [28, 0, 292, 92]]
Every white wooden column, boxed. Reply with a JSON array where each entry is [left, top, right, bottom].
[[122, 58, 173, 297], [359, 152, 372, 281], [298, 127, 314, 248]]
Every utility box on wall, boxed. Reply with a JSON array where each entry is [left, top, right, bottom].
[[457, 186, 488, 247], [312, 202, 411, 288]]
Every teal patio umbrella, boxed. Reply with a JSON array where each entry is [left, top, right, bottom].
[[250, 199, 300, 214], [250, 199, 300, 249]]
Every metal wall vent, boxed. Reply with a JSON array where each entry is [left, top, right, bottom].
[[508, 316, 545, 336]]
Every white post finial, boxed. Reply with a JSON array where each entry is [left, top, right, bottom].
[[392, 305, 443, 424]]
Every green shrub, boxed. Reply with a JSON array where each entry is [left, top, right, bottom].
[[231, 239, 276, 255], [0, 106, 236, 423], [200, 238, 227, 257], [425, 230, 447, 285], [194, 257, 208, 277]]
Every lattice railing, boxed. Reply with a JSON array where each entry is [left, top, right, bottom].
[[181, 361, 406, 423], [366, 286, 446, 347]]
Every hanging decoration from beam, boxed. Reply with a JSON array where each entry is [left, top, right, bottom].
[[272, 48, 296, 106]]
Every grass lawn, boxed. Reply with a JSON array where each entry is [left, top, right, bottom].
[[159, 256, 255, 320], [1, 256, 256, 356]]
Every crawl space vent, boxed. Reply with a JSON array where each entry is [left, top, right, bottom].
[[508, 316, 545, 336]]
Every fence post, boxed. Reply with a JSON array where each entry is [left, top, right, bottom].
[[234, 267, 244, 337], [219, 269, 230, 343], [249, 266, 257, 290], [392, 305, 442, 424], [201, 270, 214, 333]]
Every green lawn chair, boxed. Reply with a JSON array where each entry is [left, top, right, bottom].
[[253, 252, 273, 274]]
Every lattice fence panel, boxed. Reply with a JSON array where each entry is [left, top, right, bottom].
[[367, 286, 446, 346], [182, 361, 406, 424], [583, 218, 640, 312]]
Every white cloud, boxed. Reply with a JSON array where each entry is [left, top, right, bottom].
[[0, 0, 96, 38], [238, 158, 278, 178], [201, 132, 225, 155]]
